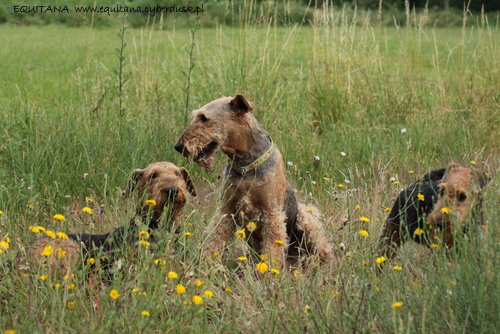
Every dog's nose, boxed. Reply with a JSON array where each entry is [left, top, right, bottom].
[[174, 143, 184, 153], [165, 187, 178, 200]]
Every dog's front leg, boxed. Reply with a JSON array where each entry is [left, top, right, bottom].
[[260, 207, 288, 267]]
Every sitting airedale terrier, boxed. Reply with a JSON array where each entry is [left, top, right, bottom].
[[379, 163, 489, 257], [24, 162, 196, 275], [174, 95, 333, 266]]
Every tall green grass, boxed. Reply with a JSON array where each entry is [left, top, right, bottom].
[[0, 6, 499, 333]]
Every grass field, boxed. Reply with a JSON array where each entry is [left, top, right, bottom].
[[0, 10, 499, 333]]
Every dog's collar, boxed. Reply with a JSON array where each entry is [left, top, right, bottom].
[[238, 137, 274, 175]]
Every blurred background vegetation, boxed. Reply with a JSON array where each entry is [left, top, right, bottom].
[[1, 0, 499, 28]]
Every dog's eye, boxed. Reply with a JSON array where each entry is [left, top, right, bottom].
[[457, 192, 467, 202], [149, 172, 158, 179], [199, 114, 209, 123], [175, 171, 181, 177]]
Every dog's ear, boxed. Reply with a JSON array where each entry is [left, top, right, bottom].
[[471, 168, 490, 189], [123, 168, 144, 197], [180, 167, 197, 197], [230, 94, 253, 114]]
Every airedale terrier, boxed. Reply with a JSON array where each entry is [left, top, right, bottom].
[[24, 162, 196, 275], [174, 95, 333, 265], [379, 163, 489, 257]]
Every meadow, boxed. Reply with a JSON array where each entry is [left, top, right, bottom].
[[0, 8, 499, 333]]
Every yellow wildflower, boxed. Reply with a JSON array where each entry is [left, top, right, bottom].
[[354, 205, 362, 211], [139, 240, 150, 247], [54, 283, 61, 289], [384, 207, 391, 213], [39, 275, 48, 281], [358, 229, 369, 237], [306, 207, 313, 213], [260, 254, 268, 262], [0, 210, 3, 216], [470, 160, 477, 165], [392, 301, 403, 309], [4, 330, 15, 334], [360, 216, 370, 223], [82, 207, 93, 215], [192, 295, 203, 305], [303, 305, 311, 316], [87, 257, 95, 265], [63, 274, 73, 281], [67, 283, 76, 290], [337, 183, 344, 188], [224, 287, 233, 294], [431, 243, 440, 249], [41, 245, 53, 257], [392, 180, 400, 185], [175, 284, 186, 295], [441, 207, 450, 214], [375, 256, 387, 264], [195, 279, 204, 287], [203, 290, 214, 298], [271, 268, 280, 275], [167, 271, 178, 280], [246, 221, 257, 232], [237, 256, 248, 262], [56, 248, 66, 259], [0, 241, 9, 251], [141, 310, 150, 317], [234, 229, 246, 239], [56, 231, 68, 239], [417, 193, 425, 201], [85, 196, 94, 204], [414, 228, 424, 236], [138, 230, 150, 239], [408, 170, 415, 175], [52, 214, 65, 222], [144, 199, 156, 206], [183, 231, 193, 237], [154, 259, 165, 266], [274, 239, 284, 246], [29, 226, 45, 233], [256, 262, 269, 273], [392, 265, 402, 271], [109, 289, 120, 300]]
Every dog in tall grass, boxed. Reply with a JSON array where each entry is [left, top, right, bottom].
[[23, 162, 196, 276], [379, 163, 490, 257], [174, 95, 333, 266]]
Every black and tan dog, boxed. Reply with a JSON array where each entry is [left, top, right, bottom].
[[25, 162, 196, 275], [174, 95, 333, 266], [379, 163, 489, 257]]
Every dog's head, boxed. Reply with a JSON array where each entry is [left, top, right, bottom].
[[124, 162, 196, 227], [427, 163, 489, 246], [174, 95, 254, 171]]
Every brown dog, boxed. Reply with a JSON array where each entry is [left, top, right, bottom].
[[174, 95, 333, 266], [23, 162, 196, 276]]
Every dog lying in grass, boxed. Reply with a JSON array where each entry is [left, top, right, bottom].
[[379, 163, 490, 257], [23, 162, 196, 276]]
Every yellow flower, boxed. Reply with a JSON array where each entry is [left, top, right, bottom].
[[192, 295, 203, 305], [29, 226, 45, 233], [358, 229, 369, 237], [109, 289, 120, 300], [237, 256, 248, 262], [431, 243, 440, 249], [203, 290, 214, 298], [375, 256, 387, 264], [54, 283, 61, 289], [67, 301, 75, 310], [85, 196, 94, 204], [417, 193, 425, 201], [0, 210, 3, 216], [175, 284, 186, 295], [138, 230, 150, 239], [52, 214, 65, 222], [360, 216, 370, 223], [141, 310, 150, 317], [274, 239, 284, 246], [392, 301, 403, 309], [182, 231, 192, 238], [246, 221, 257, 232], [234, 229, 246, 239], [441, 207, 450, 214], [337, 183, 344, 188], [0, 241, 9, 251], [167, 271, 178, 280], [144, 199, 157, 206], [139, 240, 150, 247], [195, 279, 204, 287], [224, 287, 233, 294], [44, 230, 56, 239], [56, 248, 66, 259], [392, 180, 400, 185], [414, 228, 424, 236], [392, 265, 402, 271], [306, 207, 313, 213], [39, 275, 48, 281], [154, 258, 165, 266], [87, 257, 95, 265], [384, 207, 391, 213], [260, 254, 268, 262], [131, 288, 140, 293], [408, 170, 415, 175], [354, 205, 362, 211], [256, 262, 269, 273], [271, 268, 280, 275], [41, 245, 53, 257], [67, 283, 76, 290], [303, 305, 311, 316], [4, 330, 15, 334], [56, 231, 68, 239], [470, 160, 477, 165], [63, 274, 73, 281], [82, 207, 93, 215]]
